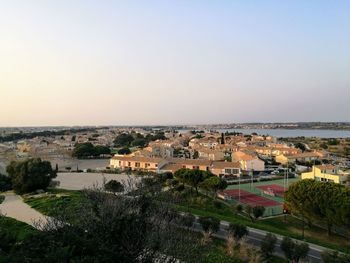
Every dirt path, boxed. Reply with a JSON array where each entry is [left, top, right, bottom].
[[0, 192, 48, 228]]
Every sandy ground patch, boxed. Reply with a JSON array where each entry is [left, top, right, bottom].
[[0, 192, 48, 228], [50, 158, 110, 171], [56, 172, 136, 190]]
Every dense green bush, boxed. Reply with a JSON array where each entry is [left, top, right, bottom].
[[0, 173, 12, 192], [6, 158, 56, 194]]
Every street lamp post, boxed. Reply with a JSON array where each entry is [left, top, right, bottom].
[[238, 169, 241, 202]]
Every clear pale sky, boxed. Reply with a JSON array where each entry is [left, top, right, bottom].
[[0, 1, 349, 126]]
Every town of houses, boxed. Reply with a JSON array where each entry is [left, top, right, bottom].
[[109, 130, 350, 184], [1, 127, 349, 185]]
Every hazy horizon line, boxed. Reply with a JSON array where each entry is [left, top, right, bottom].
[[1, 121, 350, 129]]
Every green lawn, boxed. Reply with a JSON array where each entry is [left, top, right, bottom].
[[23, 188, 84, 216], [0, 216, 37, 241]]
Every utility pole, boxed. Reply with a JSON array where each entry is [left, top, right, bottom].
[[238, 169, 241, 202], [287, 161, 289, 187]]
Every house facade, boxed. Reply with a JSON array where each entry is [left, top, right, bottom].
[[301, 165, 349, 184]]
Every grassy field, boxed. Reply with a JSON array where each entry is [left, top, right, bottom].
[[23, 188, 84, 216], [0, 216, 37, 241]]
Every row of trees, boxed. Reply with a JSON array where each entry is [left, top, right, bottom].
[[188, 213, 310, 262], [72, 142, 111, 158], [113, 132, 166, 148], [285, 179, 350, 236], [0, 158, 56, 194], [174, 168, 227, 196], [0, 128, 95, 143]]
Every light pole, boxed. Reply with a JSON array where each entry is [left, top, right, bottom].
[[286, 161, 289, 187], [238, 169, 241, 203], [249, 163, 254, 189]]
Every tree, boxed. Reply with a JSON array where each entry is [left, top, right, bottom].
[[179, 213, 195, 229], [104, 180, 124, 194], [322, 250, 350, 263], [72, 142, 96, 158], [131, 138, 147, 147], [245, 205, 254, 221], [72, 143, 110, 158], [6, 158, 56, 194], [186, 169, 211, 195], [294, 143, 306, 152], [281, 237, 309, 263], [260, 233, 277, 258], [198, 216, 220, 233], [118, 147, 131, 155], [113, 133, 134, 147], [2, 183, 204, 262], [0, 174, 12, 192], [285, 179, 350, 236], [94, 145, 111, 156], [235, 204, 243, 214], [200, 176, 227, 198], [228, 223, 248, 241], [252, 206, 265, 220], [174, 168, 189, 186], [221, 133, 225, 144], [328, 138, 339, 146], [347, 175, 350, 188]]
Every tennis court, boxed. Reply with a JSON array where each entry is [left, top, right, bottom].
[[221, 189, 281, 207], [256, 184, 285, 198]]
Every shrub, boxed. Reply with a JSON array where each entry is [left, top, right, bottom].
[[0, 174, 12, 192], [260, 233, 277, 258], [6, 159, 56, 194]]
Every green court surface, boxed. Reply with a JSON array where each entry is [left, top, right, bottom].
[[226, 178, 299, 216]]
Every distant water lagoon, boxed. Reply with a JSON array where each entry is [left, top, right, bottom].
[[180, 129, 350, 138]]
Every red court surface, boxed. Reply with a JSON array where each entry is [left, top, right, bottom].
[[221, 189, 281, 207], [256, 184, 285, 197]]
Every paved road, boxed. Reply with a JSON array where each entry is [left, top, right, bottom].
[[192, 217, 324, 262], [0, 192, 48, 228]]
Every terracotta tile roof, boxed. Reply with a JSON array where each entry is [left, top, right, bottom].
[[315, 164, 336, 170], [211, 161, 241, 169], [112, 155, 164, 163], [167, 158, 212, 166]]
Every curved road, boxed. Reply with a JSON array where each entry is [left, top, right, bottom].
[[0, 192, 48, 228], [191, 218, 324, 262]]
